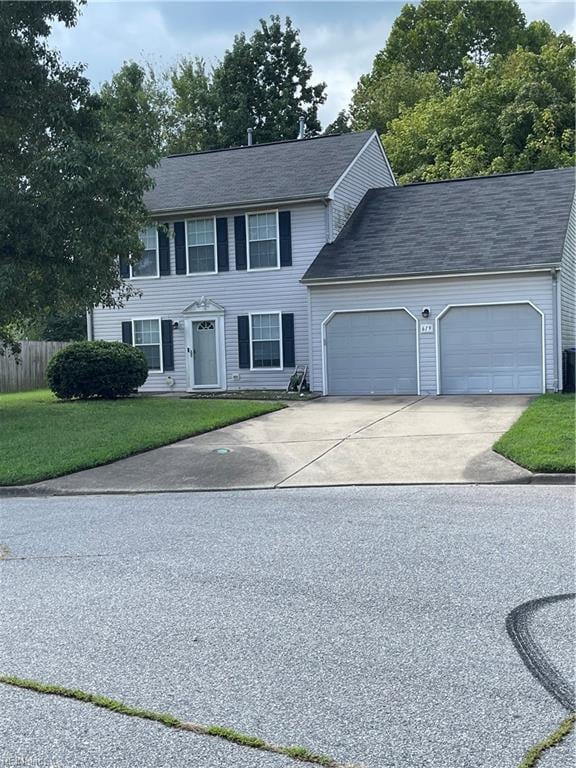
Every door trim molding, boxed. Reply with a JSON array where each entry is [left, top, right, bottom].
[[320, 307, 420, 396], [185, 315, 227, 391], [434, 300, 545, 395]]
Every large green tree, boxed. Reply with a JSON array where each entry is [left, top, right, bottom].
[[384, 35, 575, 182], [0, 1, 160, 351]]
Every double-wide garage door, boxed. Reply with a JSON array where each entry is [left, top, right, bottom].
[[438, 304, 543, 394], [324, 304, 543, 396], [325, 310, 418, 395]]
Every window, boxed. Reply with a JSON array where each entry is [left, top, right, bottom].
[[131, 227, 159, 278], [133, 319, 162, 371], [251, 313, 282, 368], [247, 212, 278, 270], [187, 218, 216, 273]]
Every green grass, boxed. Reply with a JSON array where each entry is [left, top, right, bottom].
[[0, 389, 283, 486], [0, 675, 348, 767], [493, 394, 575, 473], [517, 713, 575, 768]]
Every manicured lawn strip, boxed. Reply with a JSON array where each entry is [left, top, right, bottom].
[[0, 676, 348, 767], [493, 394, 575, 473], [517, 713, 575, 768], [0, 390, 283, 486]]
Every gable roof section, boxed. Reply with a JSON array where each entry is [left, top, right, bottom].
[[302, 167, 576, 283], [144, 130, 378, 214]]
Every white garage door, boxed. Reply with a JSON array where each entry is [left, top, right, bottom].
[[438, 304, 543, 394], [325, 310, 418, 395]]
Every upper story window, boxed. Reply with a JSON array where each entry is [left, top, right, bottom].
[[131, 227, 159, 279], [187, 218, 216, 274], [247, 212, 279, 270], [133, 318, 162, 371]]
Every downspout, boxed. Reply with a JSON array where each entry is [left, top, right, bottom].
[[552, 268, 562, 392], [86, 309, 94, 341]]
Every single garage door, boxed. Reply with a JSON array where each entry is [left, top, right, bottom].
[[439, 304, 543, 394], [325, 310, 418, 395]]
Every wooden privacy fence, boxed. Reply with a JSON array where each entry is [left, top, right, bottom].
[[0, 341, 70, 393]]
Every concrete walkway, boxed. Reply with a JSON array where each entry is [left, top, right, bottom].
[[36, 395, 533, 493]]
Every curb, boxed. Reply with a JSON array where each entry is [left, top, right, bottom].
[[530, 473, 575, 485]]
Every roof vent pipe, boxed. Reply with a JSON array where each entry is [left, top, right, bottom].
[[298, 115, 305, 140], [247, 128, 253, 146]]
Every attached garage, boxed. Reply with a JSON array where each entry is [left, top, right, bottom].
[[437, 303, 544, 394], [324, 309, 418, 395]]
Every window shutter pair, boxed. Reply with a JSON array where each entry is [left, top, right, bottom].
[[120, 320, 174, 371], [174, 218, 229, 273], [234, 212, 292, 270], [237, 313, 295, 369], [119, 226, 171, 277]]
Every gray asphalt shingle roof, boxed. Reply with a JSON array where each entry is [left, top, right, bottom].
[[144, 130, 375, 213], [303, 167, 575, 282]]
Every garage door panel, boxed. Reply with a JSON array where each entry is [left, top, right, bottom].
[[326, 310, 418, 395], [439, 304, 543, 395]]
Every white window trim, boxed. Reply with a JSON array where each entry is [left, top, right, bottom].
[[246, 210, 280, 272], [185, 216, 218, 276], [130, 228, 160, 280], [131, 317, 164, 373], [249, 311, 284, 371]]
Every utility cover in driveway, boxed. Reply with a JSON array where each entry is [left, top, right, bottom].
[[325, 310, 418, 395], [439, 304, 543, 394]]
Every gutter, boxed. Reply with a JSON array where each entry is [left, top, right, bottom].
[[301, 265, 561, 286], [147, 195, 330, 218], [552, 268, 563, 391], [86, 309, 94, 341]]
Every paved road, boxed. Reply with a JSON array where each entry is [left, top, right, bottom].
[[35, 396, 532, 494], [0, 486, 573, 768]]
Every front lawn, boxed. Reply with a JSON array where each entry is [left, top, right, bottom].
[[493, 394, 575, 473], [0, 390, 283, 486]]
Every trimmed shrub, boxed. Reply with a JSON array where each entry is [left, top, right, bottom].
[[47, 341, 148, 400]]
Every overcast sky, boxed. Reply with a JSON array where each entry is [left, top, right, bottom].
[[51, 0, 576, 127]]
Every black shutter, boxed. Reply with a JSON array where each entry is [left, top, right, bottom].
[[161, 319, 174, 371], [237, 315, 250, 368], [174, 221, 186, 274], [282, 313, 295, 368], [121, 321, 133, 345], [234, 216, 247, 270], [278, 211, 292, 267], [158, 227, 171, 275], [119, 254, 130, 278], [216, 217, 229, 272]]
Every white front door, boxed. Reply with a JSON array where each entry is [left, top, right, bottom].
[[186, 317, 223, 389]]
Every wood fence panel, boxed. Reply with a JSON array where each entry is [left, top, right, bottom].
[[0, 341, 70, 393]]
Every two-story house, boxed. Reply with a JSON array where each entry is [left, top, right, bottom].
[[89, 129, 575, 396]]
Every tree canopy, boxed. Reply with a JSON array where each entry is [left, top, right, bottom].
[[350, 0, 574, 182], [0, 1, 160, 351]]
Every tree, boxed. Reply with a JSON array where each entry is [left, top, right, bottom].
[[0, 2, 160, 352], [323, 110, 352, 135], [383, 35, 575, 183], [167, 57, 219, 153]]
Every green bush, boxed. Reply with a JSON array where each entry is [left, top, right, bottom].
[[47, 341, 148, 399]]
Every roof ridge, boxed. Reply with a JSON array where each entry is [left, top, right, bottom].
[[165, 130, 374, 160], [399, 167, 573, 188]]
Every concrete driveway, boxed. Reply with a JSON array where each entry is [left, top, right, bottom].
[[37, 395, 533, 493]]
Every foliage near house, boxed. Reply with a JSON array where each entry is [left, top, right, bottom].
[[351, 0, 575, 182], [494, 394, 575, 473], [0, 390, 282, 485]]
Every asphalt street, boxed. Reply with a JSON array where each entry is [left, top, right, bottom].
[[0, 486, 574, 768]]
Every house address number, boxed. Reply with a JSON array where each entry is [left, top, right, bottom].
[[420, 323, 433, 334]]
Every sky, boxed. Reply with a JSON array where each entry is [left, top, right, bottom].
[[51, 0, 576, 127]]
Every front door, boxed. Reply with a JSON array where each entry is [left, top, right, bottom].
[[191, 319, 219, 387]]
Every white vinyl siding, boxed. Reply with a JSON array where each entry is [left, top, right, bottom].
[[330, 134, 395, 240], [560, 197, 576, 351], [92, 202, 326, 391], [308, 272, 556, 394], [187, 217, 217, 274], [131, 227, 159, 279]]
